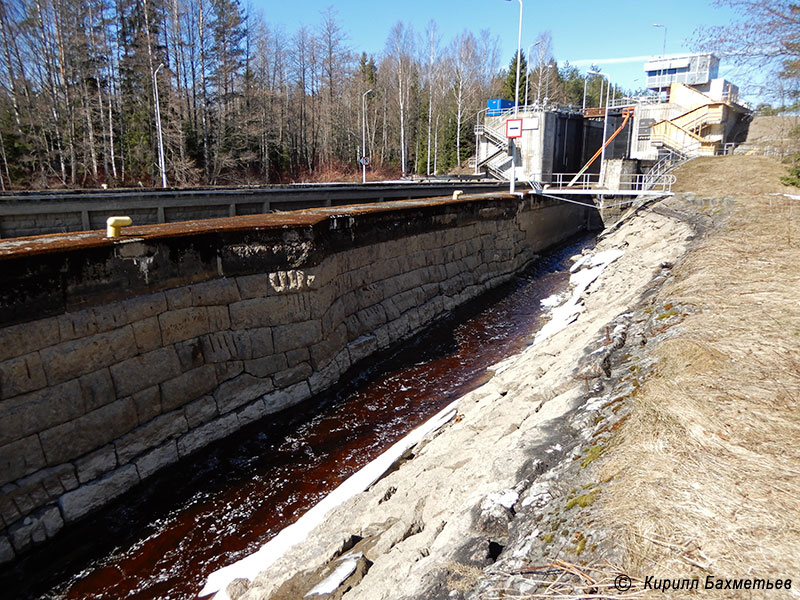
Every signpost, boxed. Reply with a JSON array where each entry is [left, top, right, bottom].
[[505, 118, 523, 138], [506, 118, 523, 193]]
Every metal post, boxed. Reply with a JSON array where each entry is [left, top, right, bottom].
[[362, 89, 372, 184], [504, 0, 523, 194], [474, 107, 488, 175], [653, 23, 667, 57], [525, 40, 541, 109], [588, 70, 610, 184], [153, 63, 167, 188], [582, 72, 588, 111]]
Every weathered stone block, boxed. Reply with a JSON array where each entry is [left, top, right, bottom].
[[207, 306, 231, 331], [273, 362, 312, 389], [135, 440, 178, 480], [40, 326, 138, 385], [0, 352, 48, 399], [0, 483, 21, 526], [229, 297, 273, 330], [247, 327, 273, 358], [158, 307, 210, 346], [0, 380, 84, 447], [309, 325, 347, 370], [200, 332, 237, 363], [0, 318, 59, 363], [160, 365, 218, 412], [214, 374, 274, 414], [235, 274, 267, 299], [57, 309, 98, 342], [9, 516, 36, 552], [91, 303, 131, 333], [115, 410, 188, 464], [191, 278, 240, 306], [165, 287, 193, 310], [110, 347, 181, 398], [184, 395, 218, 428], [0, 435, 46, 486], [263, 381, 311, 415], [236, 399, 267, 425], [12, 465, 78, 516], [215, 360, 244, 383], [39, 398, 138, 466], [393, 287, 424, 315], [322, 297, 347, 336], [348, 334, 378, 366], [244, 354, 286, 379], [285, 347, 310, 368], [40, 505, 64, 538], [273, 320, 322, 354], [131, 317, 163, 353], [177, 413, 239, 457], [356, 304, 387, 334], [121, 292, 167, 322], [0, 535, 14, 563], [79, 368, 116, 412], [131, 386, 162, 425], [174, 339, 205, 371], [76, 445, 117, 484], [354, 284, 382, 311], [59, 465, 140, 523]]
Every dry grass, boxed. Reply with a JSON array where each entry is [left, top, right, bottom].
[[478, 561, 649, 599], [672, 154, 796, 197], [596, 165, 800, 598]]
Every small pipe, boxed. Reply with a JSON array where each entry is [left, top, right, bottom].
[[107, 216, 132, 238]]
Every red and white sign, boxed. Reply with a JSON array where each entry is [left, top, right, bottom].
[[505, 118, 523, 138]]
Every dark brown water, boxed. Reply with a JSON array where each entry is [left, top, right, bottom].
[[2, 233, 593, 600]]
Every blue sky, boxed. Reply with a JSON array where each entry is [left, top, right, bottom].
[[249, 0, 747, 97]]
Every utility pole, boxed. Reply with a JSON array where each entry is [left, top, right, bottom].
[[362, 89, 372, 184], [504, 0, 523, 194], [153, 63, 167, 188]]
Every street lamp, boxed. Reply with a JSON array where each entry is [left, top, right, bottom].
[[504, 0, 523, 194], [362, 89, 372, 184], [153, 63, 167, 188], [582, 72, 588, 111], [588, 70, 610, 184], [524, 40, 542, 108], [652, 23, 667, 57]]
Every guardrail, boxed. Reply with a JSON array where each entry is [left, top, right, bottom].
[[544, 172, 676, 193]]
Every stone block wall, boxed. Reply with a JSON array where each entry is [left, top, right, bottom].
[[0, 193, 592, 562]]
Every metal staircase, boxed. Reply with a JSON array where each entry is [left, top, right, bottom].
[[474, 124, 512, 181]]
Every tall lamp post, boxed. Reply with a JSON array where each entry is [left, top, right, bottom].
[[504, 0, 523, 194], [153, 63, 167, 188], [652, 23, 667, 57], [653, 24, 667, 93], [587, 70, 610, 183], [362, 89, 372, 184], [524, 40, 541, 108]]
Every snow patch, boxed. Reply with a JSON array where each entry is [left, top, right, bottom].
[[304, 552, 362, 597], [540, 293, 563, 309], [199, 399, 460, 599], [482, 489, 519, 511], [533, 249, 624, 346]]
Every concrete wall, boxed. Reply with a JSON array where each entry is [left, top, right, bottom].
[[0, 193, 594, 563], [0, 182, 507, 239]]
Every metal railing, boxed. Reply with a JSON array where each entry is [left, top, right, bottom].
[[607, 94, 662, 109], [546, 172, 601, 188], [487, 102, 584, 118], [474, 124, 507, 147], [545, 172, 676, 192]]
